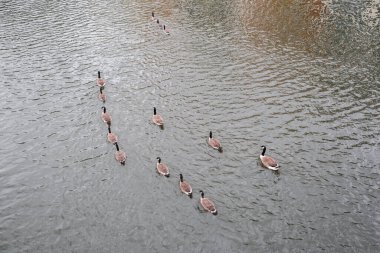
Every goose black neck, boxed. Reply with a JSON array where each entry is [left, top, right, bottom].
[[209, 131, 212, 138], [157, 157, 161, 163], [98, 71, 101, 78], [153, 107, 156, 115], [115, 142, 120, 151], [152, 11, 154, 17], [163, 25, 166, 30], [157, 19, 159, 24], [261, 146, 266, 156], [108, 127, 111, 133], [102, 107, 106, 113], [180, 174, 183, 182], [200, 191, 204, 198]]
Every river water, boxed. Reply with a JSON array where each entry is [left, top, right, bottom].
[[0, 0, 379, 252]]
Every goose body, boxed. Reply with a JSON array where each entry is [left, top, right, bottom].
[[99, 87, 106, 102], [101, 106, 112, 126], [152, 107, 164, 126], [107, 126, 118, 144], [163, 25, 170, 35], [156, 157, 169, 177], [114, 142, 126, 165], [96, 71, 106, 87], [179, 174, 192, 197], [199, 190, 217, 215], [156, 19, 162, 29], [208, 131, 222, 152], [260, 146, 279, 170]]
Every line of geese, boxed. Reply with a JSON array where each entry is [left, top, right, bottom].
[[149, 105, 279, 215], [97, 71, 127, 165], [151, 11, 170, 35], [96, 16, 280, 212], [151, 105, 220, 215], [96, 71, 220, 214]]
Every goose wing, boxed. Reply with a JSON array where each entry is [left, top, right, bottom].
[[262, 156, 278, 168], [201, 198, 216, 212], [115, 151, 126, 162], [99, 93, 106, 102], [102, 113, 112, 123], [157, 163, 169, 175], [208, 138, 221, 148], [97, 79, 105, 86], [180, 181, 192, 194], [152, 115, 164, 125], [107, 133, 118, 143]]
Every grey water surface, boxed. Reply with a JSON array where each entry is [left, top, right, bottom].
[[0, 0, 379, 252]]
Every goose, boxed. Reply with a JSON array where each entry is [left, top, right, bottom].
[[179, 174, 192, 198], [208, 131, 222, 152], [156, 157, 169, 177], [96, 71, 106, 87], [152, 107, 164, 126], [156, 19, 162, 29], [99, 87, 106, 102], [101, 106, 111, 126], [107, 126, 118, 144], [151, 11, 156, 21], [163, 25, 170, 35], [199, 190, 217, 215], [114, 142, 126, 165], [260, 145, 279, 170]]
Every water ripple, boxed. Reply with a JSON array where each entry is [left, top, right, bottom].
[[0, 0, 379, 252]]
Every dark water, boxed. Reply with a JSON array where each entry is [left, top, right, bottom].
[[0, 0, 379, 252]]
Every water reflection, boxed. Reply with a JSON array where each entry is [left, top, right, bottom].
[[230, 0, 378, 68], [362, 0, 380, 27]]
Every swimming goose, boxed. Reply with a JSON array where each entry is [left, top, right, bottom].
[[156, 19, 162, 29], [260, 145, 279, 170], [107, 126, 118, 144], [208, 131, 222, 152], [152, 107, 164, 126], [156, 157, 169, 177], [199, 190, 217, 215], [99, 87, 106, 102], [101, 106, 111, 126], [179, 174, 192, 198], [163, 25, 170, 35], [96, 71, 105, 87], [114, 142, 126, 165]]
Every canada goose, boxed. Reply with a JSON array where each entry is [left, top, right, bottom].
[[156, 19, 162, 29], [199, 190, 217, 215], [107, 126, 118, 144], [114, 142, 126, 165], [260, 145, 279, 170], [208, 131, 222, 152], [152, 107, 164, 126], [179, 174, 192, 198], [163, 25, 170, 35], [156, 157, 169, 177], [99, 87, 106, 102], [97, 71, 105, 87], [101, 106, 111, 126]]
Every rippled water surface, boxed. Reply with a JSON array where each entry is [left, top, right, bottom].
[[1, 0, 379, 252]]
